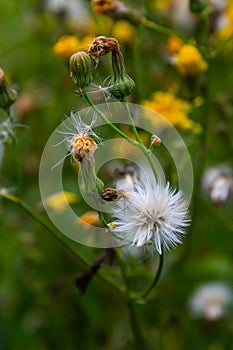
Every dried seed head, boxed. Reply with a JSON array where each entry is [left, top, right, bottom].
[[91, 0, 141, 24], [69, 135, 97, 162], [69, 51, 93, 90], [88, 36, 120, 60], [91, 0, 128, 17], [100, 187, 129, 201]]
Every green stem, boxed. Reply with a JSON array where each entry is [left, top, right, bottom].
[[83, 90, 136, 142], [122, 100, 142, 144], [123, 101, 159, 180], [211, 35, 233, 58], [0, 191, 124, 293], [140, 16, 184, 40], [7, 108, 22, 194], [117, 252, 144, 349], [84, 90, 159, 180], [134, 252, 164, 300]]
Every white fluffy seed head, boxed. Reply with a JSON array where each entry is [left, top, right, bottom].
[[111, 180, 190, 255], [188, 282, 232, 321]]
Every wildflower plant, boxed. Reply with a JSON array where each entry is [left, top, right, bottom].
[[39, 36, 193, 302], [1, 1, 233, 349]]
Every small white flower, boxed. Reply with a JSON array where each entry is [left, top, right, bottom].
[[201, 164, 233, 206], [188, 282, 232, 321], [111, 180, 190, 255]]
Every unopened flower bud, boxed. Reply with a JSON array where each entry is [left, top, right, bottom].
[[109, 72, 135, 100], [189, 0, 206, 13], [69, 51, 93, 90], [108, 51, 135, 100], [0, 68, 18, 109], [151, 134, 161, 147]]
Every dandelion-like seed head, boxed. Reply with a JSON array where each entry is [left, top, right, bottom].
[[64, 112, 99, 163], [201, 164, 233, 206], [111, 180, 190, 255], [189, 282, 233, 321]]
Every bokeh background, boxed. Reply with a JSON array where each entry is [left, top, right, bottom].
[[0, 0, 233, 349]]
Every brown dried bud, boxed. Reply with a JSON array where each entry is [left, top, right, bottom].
[[91, 0, 141, 24], [100, 188, 128, 201], [151, 135, 161, 147], [88, 36, 120, 60], [69, 136, 97, 162]]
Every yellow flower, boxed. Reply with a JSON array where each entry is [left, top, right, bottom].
[[167, 36, 183, 55], [142, 91, 201, 132], [46, 191, 79, 213], [175, 44, 208, 75], [153, 0, 171, 11], [53, 35, 95, 60], [76, 211, 101, 230], [80, 35, 95, 50], [111, 20, 135, 44], [53, 35, 81, 60]]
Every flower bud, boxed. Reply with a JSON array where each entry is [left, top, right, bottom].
[[151, 134, 161, 147], [69, 51, 93, 90], [189, 0, 206, 13], [108, 73, 135, 100], [0, 68, 18, 109], [108, 51, 135, 100]]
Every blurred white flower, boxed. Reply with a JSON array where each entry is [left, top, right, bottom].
[[188, 282, 232, 321], [171, 0, 197, 33], [111, 180, 190, 255], [201, 164, 233, 206], [45, 0, 90, 24], [209, 0, 227, 13]]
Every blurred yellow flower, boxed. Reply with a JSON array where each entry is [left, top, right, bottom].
[[175, 44, 208, 75], [46, 191, 79, 213], [142, 91, 201, 132], [53, 35, 81, 60], [167, 36, 183, 55], [112, 20, 135, 44], [53, 35, 95, 60], [76, 211, 101, 230], [153, 0, 171, 11], [91, 0, 112, 14]]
